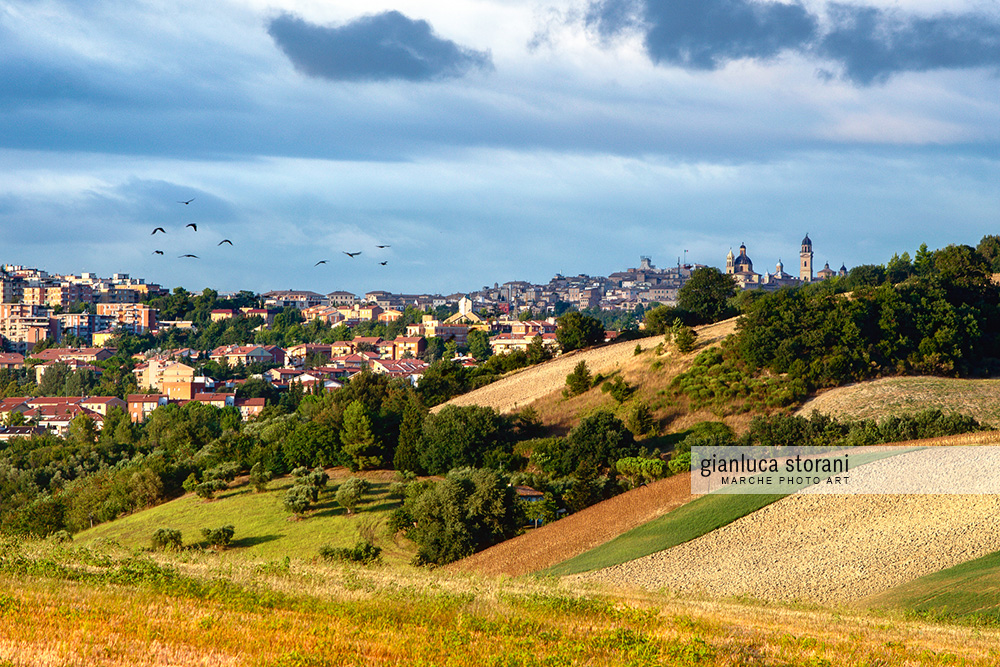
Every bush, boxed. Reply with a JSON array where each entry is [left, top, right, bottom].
[[319, 539, 383, 565], [151, 528, 183, 551], [283, 484, 316, 517], [200, 525, 235, 549], [564, 361, 593, 398], [195, 480, 229, 500], [600, 376, 634, 403], [249, 462, 272, 492]]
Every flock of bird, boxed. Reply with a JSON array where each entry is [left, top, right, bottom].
[[151, 197, 391, 266], [149, 199, 228, 259]]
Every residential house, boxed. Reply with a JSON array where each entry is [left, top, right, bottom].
[[234, 397, 266, 420], [0, 353, 24, 370], [127, 394, 168, 423]]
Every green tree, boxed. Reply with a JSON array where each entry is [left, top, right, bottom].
[[402, 468, 524, 566], [249, 462, 272, 492], [561, 410, 637, 475], [556, 312, 604, 352], [394, 396, 426, 474], [564, 461, 602, 512], [672, 322, 697, 354], [418, 405, 515, 475], [467, 328, 492, 361], [563, 360, 592, 397], [677, 267, 737, 324], [340, 401, 382, 470], [335, 477, 371, 515]]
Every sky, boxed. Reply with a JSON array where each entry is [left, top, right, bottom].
[[1, 0, 999, 296]]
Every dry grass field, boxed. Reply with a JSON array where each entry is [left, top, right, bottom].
[[797, 376, 1000, 426], [442, 317, 740, 433], [4, 538, 1000, 667]]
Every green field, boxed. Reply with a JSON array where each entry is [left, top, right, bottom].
[[75, 473, 417, 566], [865, 549, 1000, 623], [542, 491, 786, 576]]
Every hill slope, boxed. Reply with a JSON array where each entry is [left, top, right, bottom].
[[576, 436, 1000, 604], [797, 376, 1000, 426], [75, 469, 416, 565], [447, 473, 694, 577], [441, 318, 739, 432]]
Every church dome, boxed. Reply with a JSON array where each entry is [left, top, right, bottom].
[[801, 233, 812, 247], [733, 243, 753, 272]]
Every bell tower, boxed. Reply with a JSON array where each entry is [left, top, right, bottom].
[[800, 234, 813, 282]]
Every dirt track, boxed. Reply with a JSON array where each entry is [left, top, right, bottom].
[[447, 473, 694, 577]]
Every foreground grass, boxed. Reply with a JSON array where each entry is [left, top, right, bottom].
[[864, 549, 1000, 624], [75, 471, 416, 566], [2, 537, 1000, 666]]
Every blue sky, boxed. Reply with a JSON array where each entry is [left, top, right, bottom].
[[1, 0, 998, 295]]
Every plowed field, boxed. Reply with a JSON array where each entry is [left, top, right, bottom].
[[447, 472, 694, 577]]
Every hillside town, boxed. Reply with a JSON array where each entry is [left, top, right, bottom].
[[0, 236, 849, 438]]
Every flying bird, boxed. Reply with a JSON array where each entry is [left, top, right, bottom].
[[218, 239, 233, 246], [179, 254, 199, 258], [151, 227, 166, 235], [343, 251, 361, 258], [376, 245, 390, 248], [178, 198, 195, 205], [314, 260, 328, 266], [379, 261, 388, 266], [153, 250, 164, 255], [186, 223, 197, 231]]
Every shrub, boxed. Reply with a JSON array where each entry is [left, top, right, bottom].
[[283, 485, 316, 517], [249, 462, 272, 492], [151, 528, 183, 551], [195, 480, 229, 500], [600, 376, 634, 403], [564, 361, 593, 398], [200, 525, 235, 549], [319, 540, 383, 565]]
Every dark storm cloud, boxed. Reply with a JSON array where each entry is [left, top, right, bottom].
[[586, 0, 817, 70], [267, 11, 493, 82], [819, 4, 1000, 85], [585, 0, 1000, 84]]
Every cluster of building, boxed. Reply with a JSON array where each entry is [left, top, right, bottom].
[[725, 235, 848, 290], [0, 267, 164, 353]]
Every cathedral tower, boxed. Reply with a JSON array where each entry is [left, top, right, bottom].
[[800, 234, 813, 282]]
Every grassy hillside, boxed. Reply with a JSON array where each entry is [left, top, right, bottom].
[[798, 376, 1000, 426], [3, 537, 1000, 666], [444, 317, 746, 434], [75, 469, 417, 566], [864, 549, 1000, 623]]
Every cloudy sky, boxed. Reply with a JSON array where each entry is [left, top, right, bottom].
[[2, 0, 999, 295]]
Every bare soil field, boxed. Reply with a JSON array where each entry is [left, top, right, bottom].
[[447, 472, 694, 577], [797, 376, 1000, 426], [579, 458, 1000, 604]]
